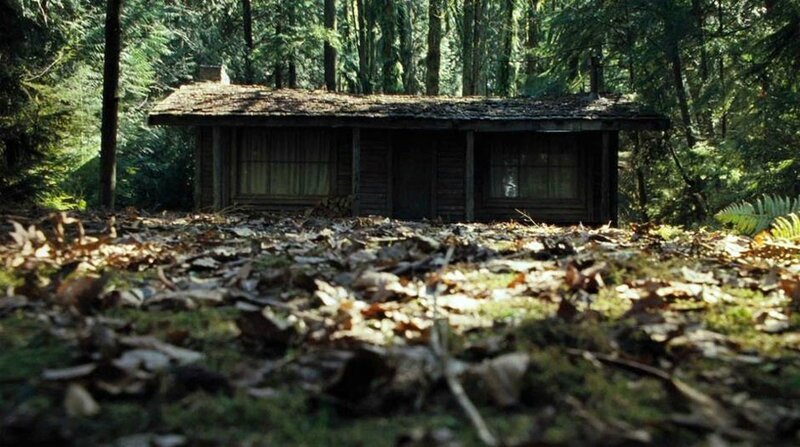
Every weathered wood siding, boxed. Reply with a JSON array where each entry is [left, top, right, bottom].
[[195, 127, 214, 210], [358, 130, 391, 216], [435, 132, 466, 221]]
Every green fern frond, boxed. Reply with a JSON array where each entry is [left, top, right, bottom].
[[770, 213, 800, 241], [715, 194, 800, 235]]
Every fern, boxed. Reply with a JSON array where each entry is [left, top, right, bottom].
[[770, 213, 800, 242], [715, 194, 800, 235]]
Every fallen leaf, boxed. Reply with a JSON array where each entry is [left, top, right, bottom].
[[64, 383, 100, 417]]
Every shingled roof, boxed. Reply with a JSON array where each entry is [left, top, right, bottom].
[[148, 83, 669, 131]]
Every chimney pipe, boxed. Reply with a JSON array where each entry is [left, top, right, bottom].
[[196, 65, 230, 84], [589, 54, 603, 99]]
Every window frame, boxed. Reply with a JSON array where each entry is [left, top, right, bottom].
[[487, 133, 582, 202], [232, 127, 336, 200]]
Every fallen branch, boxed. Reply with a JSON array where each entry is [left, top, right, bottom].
[[430, 246, 499, 447]]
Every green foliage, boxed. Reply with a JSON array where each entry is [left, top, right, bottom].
[[769, 213, 800, 242], [715, 195, 800, 235]]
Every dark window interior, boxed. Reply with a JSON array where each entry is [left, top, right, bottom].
[[488, 134, 579, 199]]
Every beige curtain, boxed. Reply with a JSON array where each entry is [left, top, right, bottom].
[[238, 129, 331, 196]]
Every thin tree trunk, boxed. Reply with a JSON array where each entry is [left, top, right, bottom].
[[471, 0, 484, 95], [718, 0, 727, 138], [398, 0, 415, 94], [425, 0, 442, 95], [242, 0, 254, 83], [497, 0, 515, 96], [288, 3, 297, 88], [632, 132, 648, 219], [100, 0, 123, 210], [324, 0, 337, 91], [669, 42, 697, 148], [381, 0, 398, 93], [462, 0, 475, 95], [275, 13, 284, 88]]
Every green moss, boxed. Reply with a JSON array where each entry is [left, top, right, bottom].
[[466, 271, 519, 291], [0, 269, 22, 290], [254, 253, 293, 269], [479, 297, 556, 322], [515, 319, 614, 352], [0, 312, 72, 409], [105, 306, 246, 373], [590, 287, 631, 319]]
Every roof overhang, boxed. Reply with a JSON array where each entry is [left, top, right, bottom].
[[148, 114, 670, 132]]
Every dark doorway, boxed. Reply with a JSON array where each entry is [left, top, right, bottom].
[[392, 135, 432, 220]]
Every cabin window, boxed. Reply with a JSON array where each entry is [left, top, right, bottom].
[[237, 129, 331, 196], [489, 136, 578, 199]]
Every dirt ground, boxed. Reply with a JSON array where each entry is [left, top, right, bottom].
[[0, 211, 799, 446]]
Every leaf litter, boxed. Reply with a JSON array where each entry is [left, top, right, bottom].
[[0, 211, 799, 445]]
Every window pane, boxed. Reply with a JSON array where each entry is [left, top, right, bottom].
[[520, 167, 548, 198], [551, 146, 577, 166], [549, 167, 578, 198], [304, 163, 330, 195], [491, 166, 518, 198]]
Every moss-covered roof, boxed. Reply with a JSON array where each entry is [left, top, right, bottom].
[[148, 83, 669, 130]]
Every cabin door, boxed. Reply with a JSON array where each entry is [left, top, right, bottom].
[[392, 136, 432, 220]]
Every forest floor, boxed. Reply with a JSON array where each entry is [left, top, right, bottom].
[[0, 210, 799, 446]]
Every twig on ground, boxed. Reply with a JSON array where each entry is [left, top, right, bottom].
[[430, 246, 499, 447]]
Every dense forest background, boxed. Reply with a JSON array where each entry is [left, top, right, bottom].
[[1, 0, 798, 224]]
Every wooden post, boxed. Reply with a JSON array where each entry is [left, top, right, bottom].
[[465, 131, 475, 221], [212, 126, 223, 210], [352, 128, 361, 216], [610, 131, 619, 226], [194, 128, 203, 210], [600, 131, 610, 223]]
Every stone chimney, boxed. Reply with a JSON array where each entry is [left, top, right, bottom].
[[196, 65, 230, 84]]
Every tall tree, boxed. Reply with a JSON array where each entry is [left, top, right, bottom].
[[324, 0, 337, 91], [381, 0, 399, 93], [425, 0, 443, 95], [398, 0, 415, 94], [356, 0, 374, 93], [497, 0, 516, 96], [287, 3, 298, 88], [100, 0, 123, 210], [524, 0, 540, 87], [242, 0, 255, 83], [462, 0, 476, 95]]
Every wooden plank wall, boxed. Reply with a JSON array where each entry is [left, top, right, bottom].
[[358, 129, 391, 215], [196, 126, 214, 210], [435, 132, 467, 221]]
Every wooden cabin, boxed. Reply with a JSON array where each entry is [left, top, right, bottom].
[[148, 68, 668, 223]]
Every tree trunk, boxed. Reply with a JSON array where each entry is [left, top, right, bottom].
[[471, 0, 485, 95], [100, 0, 123, 210], [398, 0, 415, 94], [275, 14, 284, 88], [381, 0, 398, 93], [497, 0, 515, 96], [632, 132, 648, 220], [523, 0, 539, 90], [717, 0, 727, 138], [324, 0, 337, 91], [425, 0, 442, 95], [288, 3, 297, 88], [462, 0, 475, 95], [242, 0, 254, 83], [356, 0, 372, 93], [669, 42, 697, 148]]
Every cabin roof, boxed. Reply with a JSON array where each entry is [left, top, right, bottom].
[[148, 83, 670, 131]]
